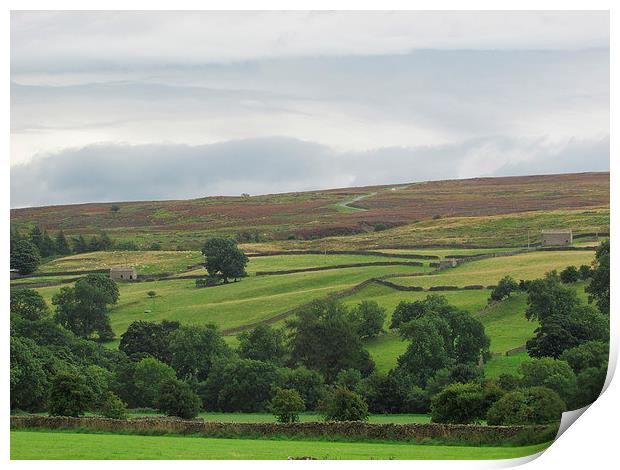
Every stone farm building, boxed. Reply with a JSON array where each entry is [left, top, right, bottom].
[[110, 267, 138, 281], [541, 229, 573, 246]]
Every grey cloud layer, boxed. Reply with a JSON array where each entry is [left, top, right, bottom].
[[10, 12, 610, 207], [11, 136, 609, 208], [11, 11, 609, 72]]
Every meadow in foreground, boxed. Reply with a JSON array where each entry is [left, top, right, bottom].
[[10, 431, 552, 460]]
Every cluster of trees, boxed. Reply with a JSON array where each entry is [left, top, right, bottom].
[[479, 241, 610, 424], [10, 226, 116, 274], [10, 240, 609, 426]]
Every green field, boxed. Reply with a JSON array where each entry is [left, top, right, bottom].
[[39, 250, 203, 275], [10, 431, 552, 460], [230, 253, 430, 275], [34, 263, 429, 336], [389, 250, 595, 288], [484, 353, 530, 379], [27, 249, 593, 373]]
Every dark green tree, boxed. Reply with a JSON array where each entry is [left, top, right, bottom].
[[52, 276, 119, 340], [287, 300, 375, 382], [320, 387, 369, 422], [168, 324, 231, 381], [200, 358, 283, 412], [526, 305, 609, 359], [119, 320, 180, 363], [157, 379, 201, 419], [430, 382, 485, 424], [525, 271, 580, 323], [519, 358, 577, 408], [10, 289, 49, 321], [270, 388, 305, 423], [574, 365, 607, 408], [201, 238, 249, 283], [48, 372, 94, 417], [11, 239, 41, 275], [586, 240, 610, 314], [29, 225, 44, 253], [10, 336, 50, 411], [54, 230, 72, 255], [487, 387, 565, 425], [390, 295, 448, 329], [350, 300, 386, 339], [72, 235, 88, 253], [280, 367, 326, 410], [237, 324, 287, 364], [489, 276, 519, 302], [40, 230, 56, 257], [578, 264, 592, 280], [396, 316, 450, 386], [560, 266, 580, 283], [133, 357, 177, 408], [100, 391, 128, 419], [335, 368, 363, 391], [560, 341, 609, 374]]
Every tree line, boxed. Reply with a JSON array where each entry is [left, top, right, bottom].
[[10, 240, 609, 426], [10, 225, 116, 274]]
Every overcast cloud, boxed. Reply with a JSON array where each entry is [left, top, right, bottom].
[[10, 11, 610, 208]]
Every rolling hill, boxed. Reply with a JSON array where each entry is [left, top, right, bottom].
[[10, 172, 610, 250]]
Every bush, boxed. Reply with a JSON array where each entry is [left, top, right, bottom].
[[321, 387, 369, 422], [404, 386, 430, 413], [100, 392, 129, 419], [270, 388, 305, 423], [560, 341, 609, 374], [489, 276, 519, 302], [430, 383, 485, 424], [335, 368, 363, 391], [10, 289, 49, 321], [237, 325, 287, 364], [195, 277, 220, 288], [280, 367, 326, 410], [157, 379, 201, 419], [578, 264, 592, 280], [487, 387, 565, 425], [560, 266, 579, 284], [574, 365, 607, 408], [11, 239, 41, 275], [48, 373, 94, 417], [350, 301, 386, 339], [519, 358, 577, 407], [200, 358, 283, 412]]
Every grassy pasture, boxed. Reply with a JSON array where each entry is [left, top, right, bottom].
[[341, 287, 533, 373], [245, 253, 431, 274], [34, 264, 429, 337], [376, 247, 515, 258], [484, 353, 530, 379], [10, 431, 552, 460], [255, 207, 609, 252], [389, 250, 595, 288], [39, 250, 203, 275]]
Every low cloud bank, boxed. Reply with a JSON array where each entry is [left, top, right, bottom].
[[10, 135, 609, 208]]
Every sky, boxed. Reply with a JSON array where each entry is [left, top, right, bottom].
[[10, 11, 610, 208]]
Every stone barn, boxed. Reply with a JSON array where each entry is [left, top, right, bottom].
[[439, 258, 458, 269], [541, 229, 573, 246], [110, 267, 138, 281]]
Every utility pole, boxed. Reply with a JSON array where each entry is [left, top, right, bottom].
[[527, 230, 530, 250]]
